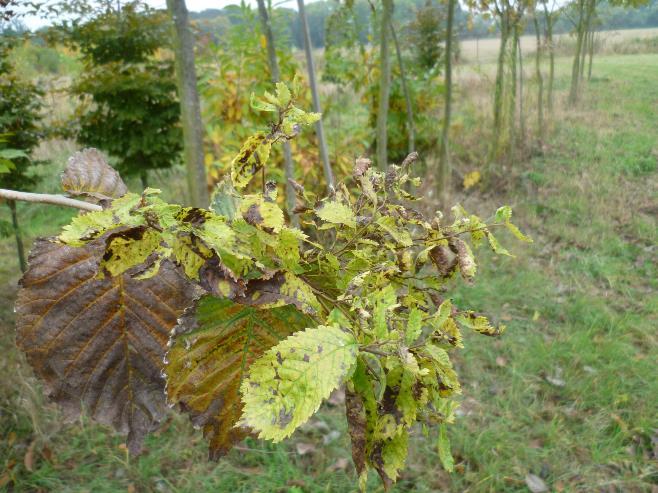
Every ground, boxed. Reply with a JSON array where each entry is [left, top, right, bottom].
[[1, 53, 656, 492]]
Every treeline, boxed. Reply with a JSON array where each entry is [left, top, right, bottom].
[[190, 0, 658, 48]]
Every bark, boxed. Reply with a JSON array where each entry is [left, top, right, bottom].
[[297, 0, 334, 190], [509, 21, 519, 155], [568, 0, 586, 104], [256, 0, 296, 221], [8, 200, 26, 273], [376, 0, 393, 169], [492, 16, 509, 157], [389, 19, 415, 155], [587, 29, 595, 80], [543, 3, 555, 114], [533, 12, 544, 142], [517, 31, 525, 152], [140, 169, 148, 189], [166, 0, 209, 208], [438, 0, 455, 206]]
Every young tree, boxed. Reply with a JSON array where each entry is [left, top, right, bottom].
[[438, 0, 456, 206], [68, 2, 184, 191], [256, 0, 297, 220], [533, 10, 544, 141], [541, 0, 559, 114], [376, 0, 393, 169], [167, 0, 210, 207], [0, 39, 43, 272], [296, 0, 334, 190], [389, 20, 415, 155]]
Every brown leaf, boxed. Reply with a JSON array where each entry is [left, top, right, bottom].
[[16, 236, 197, 455], [24, 440, 36, 472], [429, 245, 458, 278], [327, 457, 350, 472], [165, 296, 311, 460], [295, 442, 316, 456], [61, 148, 128, 202], [345, 388, 367, 477]]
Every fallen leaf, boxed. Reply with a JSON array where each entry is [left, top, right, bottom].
[[7, 432, 16, 447], [323, 430, 341, 445], [525, 473, 548, 493], [24, 440, 36, 472], [496, 356, 507, 367], [327, 458, 350, 472], [295, 442, 316, 456]]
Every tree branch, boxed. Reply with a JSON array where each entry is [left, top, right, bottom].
[[0, 189, 103, 212]]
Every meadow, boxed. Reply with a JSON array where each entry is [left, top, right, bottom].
[[1, 44, 657, 493]]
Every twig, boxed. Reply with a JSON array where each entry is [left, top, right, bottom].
[[0, 188, 102, 212]]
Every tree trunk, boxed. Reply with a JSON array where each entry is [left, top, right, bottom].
[[587, 29, 595, 80], [256, 0, 296, 220], [297, 0, 334, 191], [568, 0, 586, 104], [509, 21, 519, 155], [8, 200, 26, 273], [544, 8, 555, 114], [376, 0, 393, 169], [389, 19, 415, 155], [438, 0, 455, 206], [517, 31, 525, 153], [166, 0, 209, 208], [492, 17, 509, 157], [580, 0, 595, 80], [533, 12, 544, 142], [140, 169, 148, 189]]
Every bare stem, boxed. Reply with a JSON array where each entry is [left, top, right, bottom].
[[0, 189, 102, 212]]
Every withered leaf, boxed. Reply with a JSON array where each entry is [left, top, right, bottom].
[[61, 148, 128, 202], [345, 387, 367, 477], [15, 236, 197, 455], [165, 296, 312, 459]]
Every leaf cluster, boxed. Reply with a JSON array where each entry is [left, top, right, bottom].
[[16, 82, 530, 490]]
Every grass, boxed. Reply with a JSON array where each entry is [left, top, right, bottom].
[[1, 53, 657, 492]]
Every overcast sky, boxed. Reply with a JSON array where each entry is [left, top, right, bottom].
[[12, 0, 298, 30]]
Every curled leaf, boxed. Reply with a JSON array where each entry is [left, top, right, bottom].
[[61, 148, 127, 202]]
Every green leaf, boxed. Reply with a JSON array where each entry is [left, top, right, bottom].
[[99, 226, 161, 277], [239, 325, 358, 441], [376, 216, 413, 247], [230, 133, 271, 191], [315, 200, 356, 228], [250, 92, 277, 112], [437, 424, 455, 472], [210, 179, 242, 220], [456, 313, 505, 336], [240, 194, 285, 233], [275, 82, 291, 107], [486, 231, 512, 256], [405, 307, 423, 345], [165, 296, 310, 459]]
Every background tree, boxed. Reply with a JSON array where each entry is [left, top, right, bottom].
[[297, 0, 334, 190], [0, 38, 44, 272], [438, 0, 456, 206], [256, 0, 297, 220], [376, 0, 393, 169], [68, 2, 182, 190], [167, 0, 210, 207]]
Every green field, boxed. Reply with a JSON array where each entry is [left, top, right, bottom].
[[1, 53, 657, 492]]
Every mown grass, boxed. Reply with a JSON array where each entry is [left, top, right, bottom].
[[1, 53, 656, 492]]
